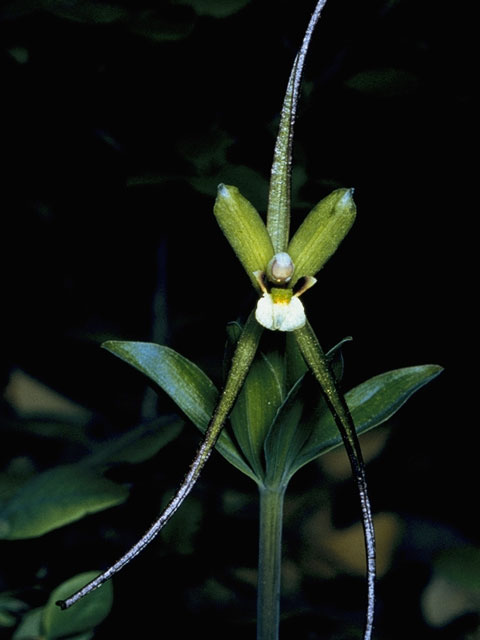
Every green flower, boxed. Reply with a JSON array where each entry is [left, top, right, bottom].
[[214, 183, 356, 332]]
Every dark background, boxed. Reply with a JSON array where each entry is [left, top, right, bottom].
[[1, 0, 476, 638]]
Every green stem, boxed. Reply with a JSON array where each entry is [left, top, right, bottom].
[[257, 484, 286, 640]]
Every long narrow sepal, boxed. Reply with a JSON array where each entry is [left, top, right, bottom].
[[267, 0, 329, 253], [56, 312, 263, 610], [287, 188, 357, 287], [294, 321, 375, 640], [214, 184, 274, 291]]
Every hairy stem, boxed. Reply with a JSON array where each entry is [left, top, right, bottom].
[[294, 322, 376, 640], [267, 0, 329, 253]]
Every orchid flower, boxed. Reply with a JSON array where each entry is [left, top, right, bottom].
[[54, 3, 442, 639]]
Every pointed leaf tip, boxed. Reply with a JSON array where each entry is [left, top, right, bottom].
[[289, 363, 443, 477], [213, 184, 274, 290], [288, 188, 357, 285]]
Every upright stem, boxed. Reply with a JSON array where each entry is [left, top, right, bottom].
[[257, 484, 286, 640]]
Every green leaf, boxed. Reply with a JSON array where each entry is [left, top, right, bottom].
[[42, 572, 112, 639], [0, 465, 129, 540], [422, 547, 480, 627], [285, 332, 308, 389], [0, 469, 33, 505], [0, 611, 15, 628], [288, 364, 443, 478], [264, 340, 350, 485], [177, 127, 233, 175], [0, 593, 26, 628], [0, 594, 26, 623], [4, 417, 91, 448], [435, 547, 480, 595], [287, 188, 357, 286], [213, 184, 274, 290], [129, 9, 195, 42], [84, 417, 183, 467], [285, 334, 349, 396], [172, 0, 252, 18], [223, 321, 243, 380], [102, 341, 257, 481], [44, 0, 128, 24], [230, 348, 284, 480], [264, 377, 309, 486], [160, 494, 203, 555], [345, 68, 420, 97], [12, 608, 42, 639], [323, 337, 351, 384], [103, 341, 217, 429]]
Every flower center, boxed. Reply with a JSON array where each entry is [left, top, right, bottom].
[[266, 252, 295, 285]]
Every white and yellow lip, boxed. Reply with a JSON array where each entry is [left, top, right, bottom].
[[253, 257, 316, 332], [255, 289, 306, 332]]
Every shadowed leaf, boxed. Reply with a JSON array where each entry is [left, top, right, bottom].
[[0, 466, 128, 540], [102, 341, 257, 481], [288, 364, 443, 478]]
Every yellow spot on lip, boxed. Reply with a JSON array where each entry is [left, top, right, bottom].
[[270, 287, 293, 304]]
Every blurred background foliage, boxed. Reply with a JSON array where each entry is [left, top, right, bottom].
[[0, 0, 476, 638]]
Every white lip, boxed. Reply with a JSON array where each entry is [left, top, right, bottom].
[[255, 293, 306, 332]]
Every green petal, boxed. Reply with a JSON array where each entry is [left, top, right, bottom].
[[43, 572, 113, 639], [102, 340, 257, 481], [0, 466, 129, 540], [213, 184, 274, 289], [287, 188, 356, 285], [288, 364, 443, 478]]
